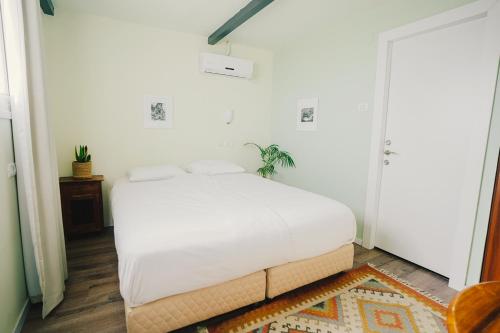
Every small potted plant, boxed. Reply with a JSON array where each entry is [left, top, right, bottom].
[[245, 143, 295, 178], [73, 145, 92, 179]]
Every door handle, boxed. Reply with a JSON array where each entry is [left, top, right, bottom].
[[384, 150, 398, 156]]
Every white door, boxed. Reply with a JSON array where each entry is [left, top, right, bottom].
[[375, 16, 489, 277]]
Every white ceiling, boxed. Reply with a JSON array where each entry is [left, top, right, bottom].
[[53, 1, 471, 50], [53, 0, 382, 50]]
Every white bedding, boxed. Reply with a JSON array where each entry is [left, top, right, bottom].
[[111, 173, 356, 307]]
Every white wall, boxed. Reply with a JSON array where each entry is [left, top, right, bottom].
[[43, 10, 274, 225], [0, 120, 27, 333], [270, 0, 475, 238], [44, 3, 489, 279]]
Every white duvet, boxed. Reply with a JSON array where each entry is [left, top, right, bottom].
[[111, 173, 356, 307]]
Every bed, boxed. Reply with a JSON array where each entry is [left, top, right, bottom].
[[111, 172, 356, 332]]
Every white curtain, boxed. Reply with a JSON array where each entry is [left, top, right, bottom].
[[2, 0, 67, 317]]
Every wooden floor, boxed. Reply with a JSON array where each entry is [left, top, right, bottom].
[[22, 228, 457, 332]]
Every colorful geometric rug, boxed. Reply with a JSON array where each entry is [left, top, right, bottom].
[[206, 264, 448, 333]]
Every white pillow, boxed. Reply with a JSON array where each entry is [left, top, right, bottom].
[[186, 160, 245, 175], [128, 165, 186, 182]]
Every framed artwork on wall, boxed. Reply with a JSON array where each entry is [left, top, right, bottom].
[[296, 97, 318, 131], [144, 95, 173, 129]]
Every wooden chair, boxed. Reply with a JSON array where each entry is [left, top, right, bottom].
[[447, 281, 500, 333]]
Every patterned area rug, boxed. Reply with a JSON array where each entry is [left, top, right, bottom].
[[206, 265, 448, 333]]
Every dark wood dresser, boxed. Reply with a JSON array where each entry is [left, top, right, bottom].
[[481, 152, 500, 282], [59, 175, 104, 238]]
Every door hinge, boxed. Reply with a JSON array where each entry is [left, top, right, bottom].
[[7, 162, 17, 178]]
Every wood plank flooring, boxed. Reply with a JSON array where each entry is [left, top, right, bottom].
[[22, 228, 456, 332]]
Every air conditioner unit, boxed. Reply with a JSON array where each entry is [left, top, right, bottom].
[[200, 52, 253, 79]]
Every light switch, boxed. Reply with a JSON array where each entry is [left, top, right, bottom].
[[358, 103, 369, 112], [7, 162, 16, 178], [219, 141, 233, 148]]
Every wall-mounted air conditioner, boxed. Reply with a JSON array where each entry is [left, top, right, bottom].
[[199, 52, 253, 79]]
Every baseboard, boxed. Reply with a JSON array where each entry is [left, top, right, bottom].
[[354, 237, 363, 246], [13, 298, 30, 333]]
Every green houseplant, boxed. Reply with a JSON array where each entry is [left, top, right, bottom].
[[72, 145, 92, 179], [245, 143, 295, 178]]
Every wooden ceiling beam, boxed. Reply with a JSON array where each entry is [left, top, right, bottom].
[[208, 0, 274, 45], [40, 0, 54, 16]]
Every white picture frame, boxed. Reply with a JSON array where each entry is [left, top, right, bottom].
[[144, 95, 173, 129], [296, 97, 318, 131]]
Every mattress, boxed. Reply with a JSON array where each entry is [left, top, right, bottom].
[[111, 173, 356, 307]]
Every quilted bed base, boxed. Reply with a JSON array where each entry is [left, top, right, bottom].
[[266, 243, 354, 298], [125, 243, 354, 333]]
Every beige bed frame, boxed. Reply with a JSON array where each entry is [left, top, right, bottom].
[[125, 243, 354, 333]]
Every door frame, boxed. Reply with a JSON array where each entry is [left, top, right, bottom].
[[363, 0, 500, 290], [0, 5, 11, 120]]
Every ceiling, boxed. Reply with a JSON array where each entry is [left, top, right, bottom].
[[53, 0, 382, 50]]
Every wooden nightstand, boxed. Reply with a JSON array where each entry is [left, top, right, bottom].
[[59, 175, 104, 238]]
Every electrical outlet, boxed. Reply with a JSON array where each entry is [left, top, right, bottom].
[[7, 162, 16, 178]]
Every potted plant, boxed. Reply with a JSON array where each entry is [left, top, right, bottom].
[[73, 145, 92, 179], [245, 143, 295, 178]]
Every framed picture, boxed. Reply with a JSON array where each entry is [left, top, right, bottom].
[[144, 95, 173, 129], [297, 97, 318, 131]]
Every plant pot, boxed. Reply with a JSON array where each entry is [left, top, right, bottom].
[[72, 161, 92, 179]]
